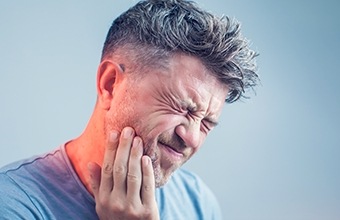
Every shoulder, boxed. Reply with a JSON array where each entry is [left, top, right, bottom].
[[0, 173, 42, 219], [0, 146, 97, 219], [0, 147, 67, 219], [0, 152, 61, 219], [157, 168, 222, 220]]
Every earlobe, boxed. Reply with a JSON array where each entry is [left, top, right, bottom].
[[96, 60, 124, 110]]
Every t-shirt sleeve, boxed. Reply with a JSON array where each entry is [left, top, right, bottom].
[[0, 173, 43, 219]]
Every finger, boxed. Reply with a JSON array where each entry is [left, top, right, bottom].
[[126, 136, 143, 202], [87, 161, 101, 197], [141, 155, 156, 206], [113, 127, 134, 194], [100, 131, 119, 194]]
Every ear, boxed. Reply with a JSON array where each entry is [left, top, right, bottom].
[[96, 60, 124, 110]]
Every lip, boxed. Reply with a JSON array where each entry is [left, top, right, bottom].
[[158, 142, 184, 161]]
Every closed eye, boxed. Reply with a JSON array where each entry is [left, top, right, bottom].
[[202, 118, 218, 131]]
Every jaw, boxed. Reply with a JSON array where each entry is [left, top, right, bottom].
[[151, 151, 190, 188]]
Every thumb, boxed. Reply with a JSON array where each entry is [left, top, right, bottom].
[[87, 161, 102, 197]]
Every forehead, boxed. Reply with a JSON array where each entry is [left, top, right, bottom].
[[143, 53, 229, 111], [166, 53, 228, 93]]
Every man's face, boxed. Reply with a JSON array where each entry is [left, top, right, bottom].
[[105, 54, 229, 187]]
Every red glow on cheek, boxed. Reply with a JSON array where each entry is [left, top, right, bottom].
[[140, 96, 149, 103]]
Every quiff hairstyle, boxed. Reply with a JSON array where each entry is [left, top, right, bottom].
[[101, 0, 259, 103]]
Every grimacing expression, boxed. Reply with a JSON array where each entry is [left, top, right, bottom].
[[105, 54, 229, 187]]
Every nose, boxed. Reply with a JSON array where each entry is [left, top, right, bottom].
[[175, 120, 202, 149]]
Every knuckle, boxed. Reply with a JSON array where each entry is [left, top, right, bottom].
[[102, 162, 113, 174], [98, 201, 125, 215], [127, 173, 139, 183], [97, 197, 110, 209], [143, 184, 152, 192], [141, 208, 153, 219], [112, 203, 125, 213], [114, 164, 126, 175], [126, 206, 139, 218]]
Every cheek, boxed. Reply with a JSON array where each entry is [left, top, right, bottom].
[[104, 100, 137, 134], [137, 114, 184, 138]]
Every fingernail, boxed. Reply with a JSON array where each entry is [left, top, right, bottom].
[[123, 127, 133, 138], [109, 131, 118, 142], [133, 137, 141, 148], [143, 156, 150, 166]]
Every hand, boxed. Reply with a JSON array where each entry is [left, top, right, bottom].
[[88, 127, 160, 220]]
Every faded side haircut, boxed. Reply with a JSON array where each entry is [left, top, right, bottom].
[[102, 0, 259, 103]]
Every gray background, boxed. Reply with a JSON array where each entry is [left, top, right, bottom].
[[1, 0, 339, 219]]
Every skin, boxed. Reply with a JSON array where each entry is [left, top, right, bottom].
[[88, 128, 159, 219], [66, 53, 229, 219]]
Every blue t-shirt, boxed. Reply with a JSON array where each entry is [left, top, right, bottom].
[[0, 145, 222, 220]]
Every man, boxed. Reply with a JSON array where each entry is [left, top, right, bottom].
[[0, 0, 259, 219]]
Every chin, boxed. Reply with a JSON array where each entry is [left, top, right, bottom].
[[153, 163, 179, 188]]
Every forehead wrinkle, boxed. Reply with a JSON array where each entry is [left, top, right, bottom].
[[158, 53, 225, 114]]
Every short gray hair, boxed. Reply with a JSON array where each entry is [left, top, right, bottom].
[[102, 0, 259, 103]]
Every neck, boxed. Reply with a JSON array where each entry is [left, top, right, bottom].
[[65, 106, 107, 194]]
